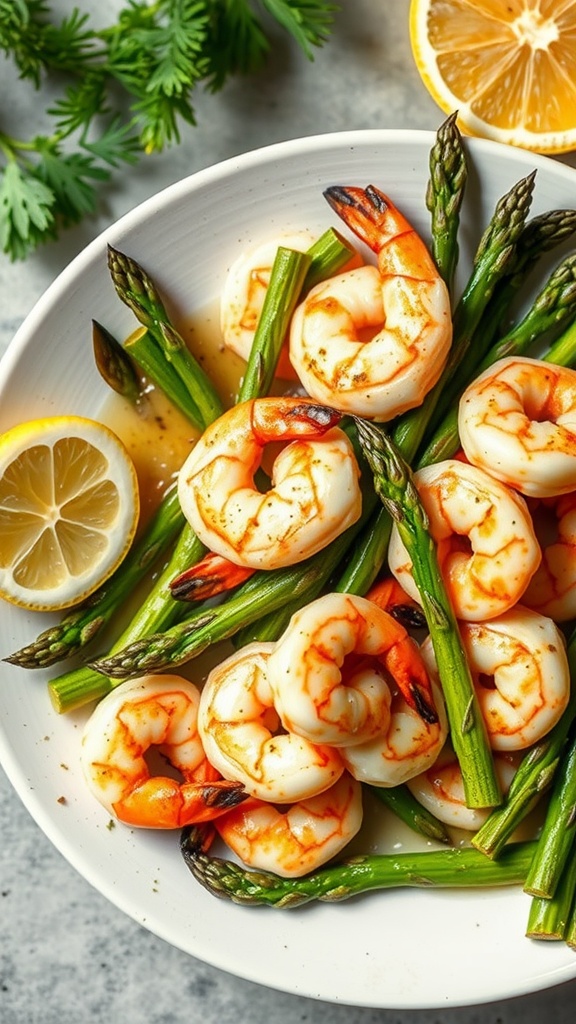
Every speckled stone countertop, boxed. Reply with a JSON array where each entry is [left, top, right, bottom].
[[2, 3, 576, 1021]]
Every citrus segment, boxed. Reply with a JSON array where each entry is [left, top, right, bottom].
[[0, 416, 140, 611], [409, 0, 576, 153]]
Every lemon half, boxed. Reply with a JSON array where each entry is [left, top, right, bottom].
[[409, 0, 576, 154], [0, 415, 140, 611]]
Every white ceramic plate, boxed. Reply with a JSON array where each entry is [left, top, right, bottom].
[[2, 130, 576, 1010]]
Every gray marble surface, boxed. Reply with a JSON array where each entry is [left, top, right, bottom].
[[2, 2, 576, 1021]]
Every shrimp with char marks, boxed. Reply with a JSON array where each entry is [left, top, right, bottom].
[[458, 356, 576, 498], [198, 642, 344, 803], [387, 459, 541, 621], [267, 591, 440, 751], [214, 773, 363, 878], [80, 675, 245, 828], [289, 184, 452, 422], [177, 396, 362, 570], [420, 607, 570, 751]]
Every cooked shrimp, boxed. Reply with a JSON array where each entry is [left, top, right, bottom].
[[458, 356, 576, 498], [339, 672, 448, 787], [214, 773, 363, 877], [406, 745, 519, 831], [80, 675, 245, 829], [267, 592, 440, 752], [198, 642, 344, 802], [220, 231, 316, 379], [177, 397, 362, 569], [387, 459, 541, 621], [289, 184, 452, 421], [522, 492, 576, 621], [422, 607, 570, 751]]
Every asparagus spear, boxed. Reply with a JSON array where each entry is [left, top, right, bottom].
[[48, 235, 352, 710], [107, 245, 224, 432], [5, 485, 185, 670], [523, 731, 576, 899], [88, 498, 374, 682], [417, 252, 576, 467], [180, 827, 536, 908], [472, 628, 576, 859], [526, 853, 576, 941], [123, 326, 204, 425], [565, 886, 576, 950], [237, 229, 357, 402], [354, 417, 500, 809], [92, 319, 142, 403], [425, 111, 467, 296], [428, 207, 576, 418], [367, 784, 452, 845], [237, 247, 311, 402], [392, 170, 536, 459]]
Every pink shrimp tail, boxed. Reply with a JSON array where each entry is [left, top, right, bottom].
[[171, 551, 255, 601], [114, 776, 247, 829], [250, 395, 342, 443], [324, 184, 437, 280]]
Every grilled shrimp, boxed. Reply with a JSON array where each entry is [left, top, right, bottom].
[[458, 356, 576, 498], [80, 675, 245, 828], [214, 773, 363, 878], [289, 184, 452, 421], [387, 459, 541, 621], [426, 607, 570, 751], [177, 397, 362, 569], [338, 673, 448, 788], [198, 642, 344, 803], [267, 591, 440, 749]]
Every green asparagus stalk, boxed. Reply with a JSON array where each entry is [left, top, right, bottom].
[[92, 319, 142, 403], [565, 888, 576, 950], [237, 228, 357, 402], [123, 326, 204, 425], [545, 312, 576, 366], [5, 485, 186, 670], [333, 502, 393, 595], [180, 827, 536, 908], [425, 111, 467, 296], [472, 629, 576, 859], [107, 245, 224, 432], [237, 247, 311, 402], [428, 207, 576, 414], [367, 784, 452, 845], [50, 234, 349, 709], [417, 252, 576, 467], [87, 499, 373, 683], [48, 525, 206, 712], [392, 170, 536, 459], [469, 208, 576, 350], [301, 226, 358, 293], [523, 731, 576, 899], [526, 853, 576, 941], [354, 417, 500, 809]]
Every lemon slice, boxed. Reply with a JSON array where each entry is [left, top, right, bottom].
[[409, 0, 576, 154], [0, 415, 140, 611]]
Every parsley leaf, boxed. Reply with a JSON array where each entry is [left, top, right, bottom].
[[0, 160, 55, 259], [0, 0, 339, 260]]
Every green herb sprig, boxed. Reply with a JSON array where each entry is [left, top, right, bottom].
[[0, 0, 338, 260]]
